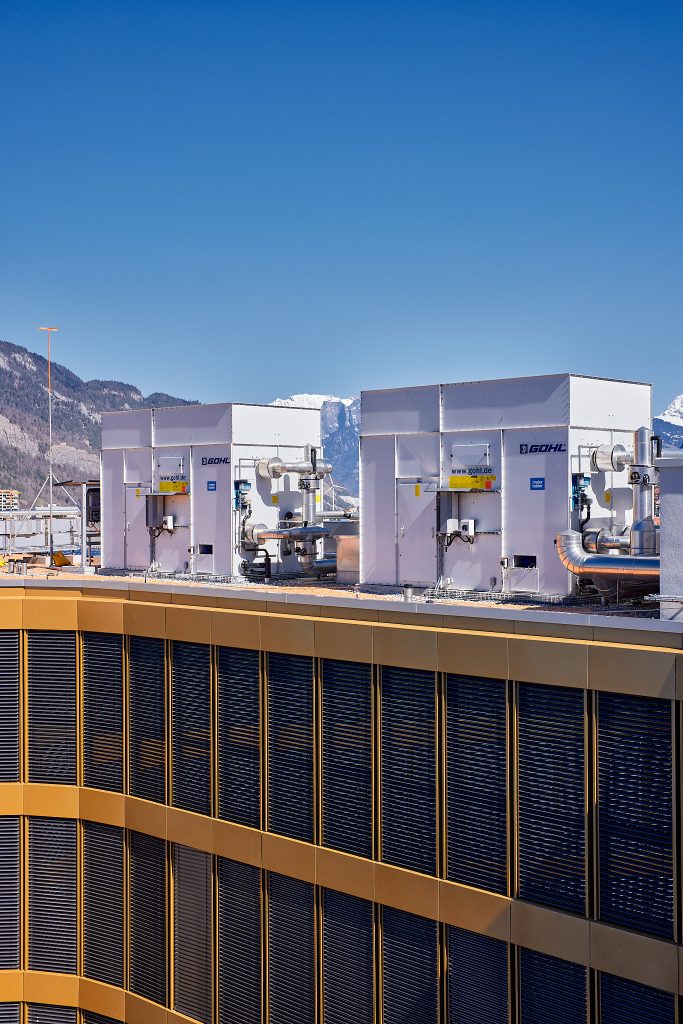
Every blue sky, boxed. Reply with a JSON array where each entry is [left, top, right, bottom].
[[1, 0, 681, 409]]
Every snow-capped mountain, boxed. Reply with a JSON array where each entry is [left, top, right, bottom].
[[655, 393, 683, 450], [272, 393, 360, 497]]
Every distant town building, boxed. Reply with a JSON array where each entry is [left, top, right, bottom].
[[0, 489, 19, 512]]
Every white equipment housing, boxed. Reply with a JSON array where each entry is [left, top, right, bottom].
[[360, 373, 652, 596], [101, 402, 321, 576], [657, 452, 683, 620]]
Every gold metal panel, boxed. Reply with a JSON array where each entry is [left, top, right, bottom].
[[166, 806, 213, 854], [373, 625, 438, 672], [437, 629, 508, 679], [23, 784, 79, 818], [675, 655, 683, 701], [438, 880, 511, 942], [316, 847, 375, 902], [0, 598, 23, 629], [122, 601, 166, 639], [383, 611, 445, 628], [125, 796, 167, 839], [78, 598, 125, 635], [128, 588, 167, 603], [79, 977, 127, 1019], [508, 637, 587, 689], [374, 863, 439, 921], [588, 644, 676, 698], [23, 970, 80, 1004], [0, 970, 22, 1000], [0, 783, 23, 815], [261, 832, 316, 883], [125, 991, 168, 1024], [315, 619, 373, 664], [22, 598, 79, 631], [319, 603, 380, 622], [266, 601, 321, 618], [79, 789, 126, 828], [212, 819, 262, 867], [511, 901, 589, 965], [170, 592, 218, 607], [590, 921, 678, 993], [678, 946, 683, 996], [165, 605, 211, 644], [260, 614, 316, 657], [210, 610, 261, 651], [513, 620, 594, 641], [595, 626, 683, 650]]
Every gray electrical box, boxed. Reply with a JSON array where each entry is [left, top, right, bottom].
[[146, 494, 164, 529]]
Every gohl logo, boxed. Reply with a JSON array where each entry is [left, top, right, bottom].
[[519, 443, 567, 454], [201, 457, 230, 466]]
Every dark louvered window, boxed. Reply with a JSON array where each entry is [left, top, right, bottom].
[[83, 632, 123, 792], [218, 646, 260, 828], [600, 972, 675, 1024], [0, 818, 19, 969], [267, 654, 314, 842], [28, 818, 77, 973], [0, 632, 19, 781], [268, 873, 315, 1024], [28, 631, 76, 784], [447, 674, 506, 893], [381, 666, 436, 875], [382, 907, 438, 1024], [130, 831, 167, 1005], [518, 682, 585, 913], [0, 1007, 19, 1024], [82, 1015, 122, 1024], [447, 926, 508, 1024], [598, 692, 673, 938], [84, 821, 124, 987], [322, 660, 372, 859], [218, 858, 261, 1024], [174, 845, 212, 1024], [27, 1009, 76, 1024], [172, 641, 211, 815], [322, 889, 374, 1024], [129, 635, 166, 803], [519, 948, 587, 1024]]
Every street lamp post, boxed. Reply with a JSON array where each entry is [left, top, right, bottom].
[[38, 326, 59, 566]]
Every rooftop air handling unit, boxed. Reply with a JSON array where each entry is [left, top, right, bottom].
[[359, 373, 653, 599]]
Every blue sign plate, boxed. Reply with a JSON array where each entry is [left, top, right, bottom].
[[530, 477, 545, 491], [207, 481, 217, 492]]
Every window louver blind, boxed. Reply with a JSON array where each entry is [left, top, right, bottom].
[[0, 817, 19, 970], [267, 873, 315, 1024], [28, 631, 76, 784], [381, 666, 436, 875], [172, 641, 211, 815], [446, 674, 506, 893], [598, 692, 673, 938], [129, 635, 166, 803], [83, 632, 123, 792], [519, 948, 587, 1024], [267, 654, 314, 842], [82, 1014, 121, 1024], [0, 1006, 19, 1024], [322, 888, 374, 1024], [218, 858, 262, 1024], [0, 632, 19, 781], [322, 660, 373, 859], [28, 818, 77, 974], [84, 821, 124, 987], [600, 972, 675, 1024], [382, 906, 438, 1024], [518, 682, 585, 913], [218, 646, 260, 828], [130, 831, 167, 1006], [447, 926, 508, 1024], [27, 1009, 77, 1024], [174, 845, 212, 1024]]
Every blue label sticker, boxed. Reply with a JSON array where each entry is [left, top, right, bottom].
[[207, 481, 217, 492], [530, 477, 545, 491]]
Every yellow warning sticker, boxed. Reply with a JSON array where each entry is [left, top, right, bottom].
[[159, 480, 189, 494], [449, 474, 497, 490], [271, 494, 279, 505], [415, 483, 421, 497]]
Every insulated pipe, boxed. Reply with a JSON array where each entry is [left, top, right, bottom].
[[252, 524, 329, 544], [556, 530, 659, 579], [257, 457, 333, 480]]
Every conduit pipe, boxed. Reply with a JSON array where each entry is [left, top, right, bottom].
[[556, 530, 659, 601]]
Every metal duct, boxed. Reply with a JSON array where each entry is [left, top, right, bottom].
[[556, 530, 659, 601]]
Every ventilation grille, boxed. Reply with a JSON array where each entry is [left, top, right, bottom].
[[322, 660, 373, 859], [322, 889, 374, 1024], [129, 635, 166, 804], [28, 631, 77, 784], [82, 1014, 121, 1024], [598, 692, 674, 938], [129, 831, 167, 1005], [518, 682, 585, 913], [84, 821, 124, 987], [0, 632, 19, 782], [28, 818, 77, 974], [268, 873, 315, 1024], [447, 926, 508, 1024], [267, 654, 314, 842], [27, 1009, 77, 1024], [381, 667, 436, 875], [83, 632, 123, 792], [218, 647, 260, 828], [519, 948, 587, 1024], [446, 674, 506, 893], [218, 858, 262, 1024], [174, 845, 212, 1024], [0, 1006, 19, 1024], [600, 972, 675, 1024], [382, 906, 438, 1024], [172, 641, 211, 815], [0, 817, 19, 970]]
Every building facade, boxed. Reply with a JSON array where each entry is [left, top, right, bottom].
[[0, 580, 681, 1024], [0, 491, 20, 513]]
